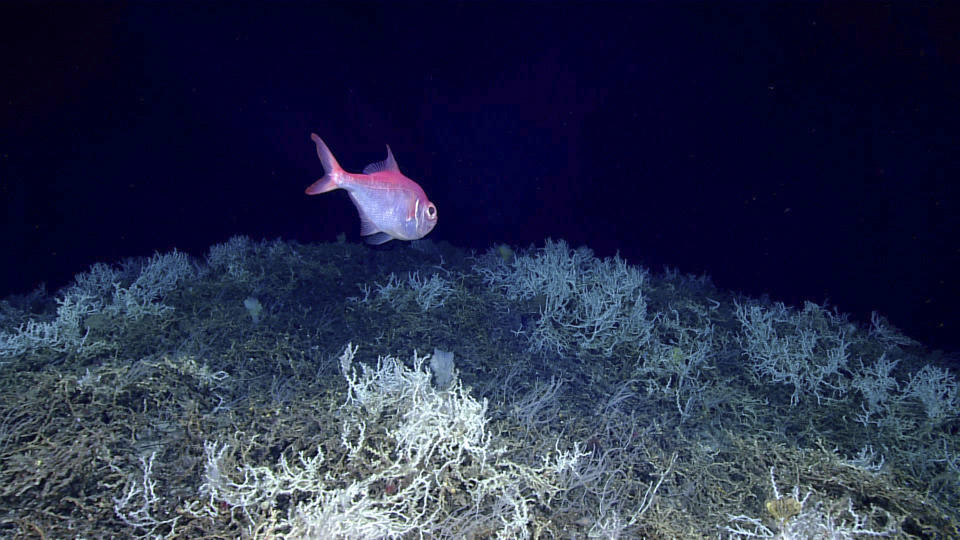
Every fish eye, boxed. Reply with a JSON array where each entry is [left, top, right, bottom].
[[426, 203, 437, 219]]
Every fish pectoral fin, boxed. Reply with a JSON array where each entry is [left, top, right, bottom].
[[364, 232, 394, 245], [354, 206, 380, 237], [355, 205, 393, 243]]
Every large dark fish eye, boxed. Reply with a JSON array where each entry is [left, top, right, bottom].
[[427, 203, 437, 219]]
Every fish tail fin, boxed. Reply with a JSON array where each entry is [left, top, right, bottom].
[[306, 133, 343, 195]]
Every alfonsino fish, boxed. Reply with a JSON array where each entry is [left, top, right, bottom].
[[305, 134, 437, 245]]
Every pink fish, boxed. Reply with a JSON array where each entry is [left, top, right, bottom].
[[305, 134, 437, 245]]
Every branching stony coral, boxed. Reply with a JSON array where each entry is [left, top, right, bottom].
[[194, 344, 585, 539], [734, 300, 853, 406], [724, 467, 898, 539], [475, 238, 655, 357], [0, 250, 194, 357]]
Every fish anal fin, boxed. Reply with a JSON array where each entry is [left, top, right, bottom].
[[364, 232, 394, 245]]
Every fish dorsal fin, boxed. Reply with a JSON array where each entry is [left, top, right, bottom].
[[363, 145, 401, 174]]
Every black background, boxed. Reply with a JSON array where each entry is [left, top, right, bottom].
[[2, 2, 958, 352]]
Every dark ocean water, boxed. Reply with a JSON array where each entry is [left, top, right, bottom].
[[2, 2, 957, 353]]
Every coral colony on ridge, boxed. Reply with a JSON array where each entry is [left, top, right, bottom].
[[0, 236, 956, 538]]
